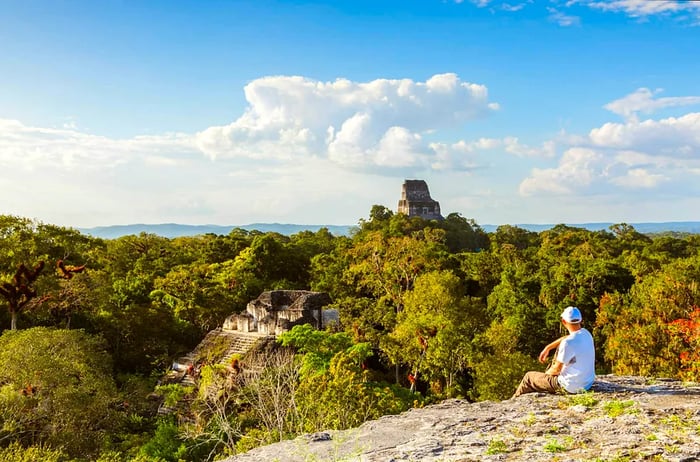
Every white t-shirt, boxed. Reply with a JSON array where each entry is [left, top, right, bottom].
[[556, 328, 595, 393]]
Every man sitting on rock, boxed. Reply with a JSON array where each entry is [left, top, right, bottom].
[[512, 306, 595, 398]]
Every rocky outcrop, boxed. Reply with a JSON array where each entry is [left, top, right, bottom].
[[223, 375, 700, 461]]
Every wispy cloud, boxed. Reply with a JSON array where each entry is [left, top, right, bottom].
[[547, 7, 581, 26], [585, 0, 700, 18], [456, 0, 700, 25], [0, 119, 195, 171], [582, 0, 700, 24], [429, 136, 555, 171], [609, 168, 668, 188], [501, 2, 530, 12], [604, 88, 700, 121]]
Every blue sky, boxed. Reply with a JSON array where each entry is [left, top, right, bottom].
[[1, 0, 699, 228]]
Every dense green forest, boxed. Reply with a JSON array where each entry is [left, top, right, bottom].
[[1, 209, 699, 461]]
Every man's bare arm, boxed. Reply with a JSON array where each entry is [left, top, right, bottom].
[[538, 336, 567, 363]]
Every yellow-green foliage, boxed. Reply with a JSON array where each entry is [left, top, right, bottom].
[[566, 391, 599, 408], [0, 443, 67, 462], [485, 439, 508, 455], [385, 270, 488, 397], [235, 427, 279, 454], [471, 319, 541, 401], [154, 383, 195, 407], [603, 399, 636, 417], [543, 436, 571, 453], [295, 344, 414, 432], [196, 334, 234, 364], [0, 327, 120, 458], [280, 325, 416, 433]]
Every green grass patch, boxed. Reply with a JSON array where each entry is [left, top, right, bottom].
[[603, 399, 635, 417], [523, 412, 537, 426], [661, 411, 695, 430], [543, 437, 569, 453], [567, 391, 599, 408], [485, 439, 508, 455]]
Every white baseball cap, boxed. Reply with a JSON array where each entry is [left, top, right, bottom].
[[561, 306, 582, 323]]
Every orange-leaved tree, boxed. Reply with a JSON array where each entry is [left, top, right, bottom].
[[666, 305, 700, 382]]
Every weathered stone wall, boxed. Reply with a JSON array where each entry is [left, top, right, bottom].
[[223, 290, 333, 334]]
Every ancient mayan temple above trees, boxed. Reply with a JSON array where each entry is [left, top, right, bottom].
[[397, 179, 443, 220]]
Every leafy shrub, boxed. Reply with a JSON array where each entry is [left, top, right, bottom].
[[0, 327, 120, 457], [0, 442, 67, 462], [139, 419, 187, 462]]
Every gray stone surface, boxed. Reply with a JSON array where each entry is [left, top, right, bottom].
[[223, 375, 700, 461]]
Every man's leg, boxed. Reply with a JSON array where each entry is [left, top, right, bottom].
[[512, 372, 560, 398]]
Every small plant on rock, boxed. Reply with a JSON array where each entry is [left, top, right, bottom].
[[566, 391, 598, 408], [523, 412, 537, 426], [543, 437, 568, 453], [603, 399, 635, 417], [485, 439, 509, 455]]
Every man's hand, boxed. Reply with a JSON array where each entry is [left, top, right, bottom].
[[545, 360, 563, 376]]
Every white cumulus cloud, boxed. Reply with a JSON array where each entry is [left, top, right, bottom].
[[589, 113, 700, 156], [519, 147, 602, 195], [0, 73, 514, 226], [519, 89, 700, 197], [195, 73, 498, 171]]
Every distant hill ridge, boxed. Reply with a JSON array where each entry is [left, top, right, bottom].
[[77, 221, 700, 239], [77, 223, 357, 239]]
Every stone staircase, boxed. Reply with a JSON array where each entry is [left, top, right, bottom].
[[218, 330, 272, 365], [159, 329, 274, 415], [171, 329, 271, 370]]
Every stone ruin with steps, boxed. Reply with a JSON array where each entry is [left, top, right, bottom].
[[161, 290, 337, 413]]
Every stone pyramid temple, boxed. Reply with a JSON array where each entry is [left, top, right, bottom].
[[397, 179, 443, 220]]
